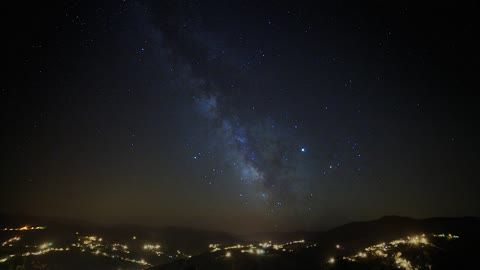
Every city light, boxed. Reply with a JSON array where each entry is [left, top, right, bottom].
[[256, 249, 265, 255], [2, 226, 46, 231], [39, 242, 52, 250], [2, 236, 20, 247], [395, 252, 414, 270], [357, 252, 367, 258]]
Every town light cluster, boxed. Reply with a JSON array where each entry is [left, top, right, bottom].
[[209, 239, 306, 258], [339, 233, 460, 269], [0, 230, 191, 266]]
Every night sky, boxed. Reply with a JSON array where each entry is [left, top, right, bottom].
[[1, 0, 478, 233]]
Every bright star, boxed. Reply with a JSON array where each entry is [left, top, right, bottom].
[[301, 148, 305, 152]]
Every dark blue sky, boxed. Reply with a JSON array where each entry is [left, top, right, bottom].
[[1, 0, 478, 233]]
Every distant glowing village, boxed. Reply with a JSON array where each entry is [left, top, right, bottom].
[[0, 225, 460, 269]]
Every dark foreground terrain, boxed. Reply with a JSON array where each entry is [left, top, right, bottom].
[[1, 214, 478, 270]]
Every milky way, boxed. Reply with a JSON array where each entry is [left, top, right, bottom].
[[2, 0, 477, 232], [169, 59, 307, 210], [143, 4, 315, 210]]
